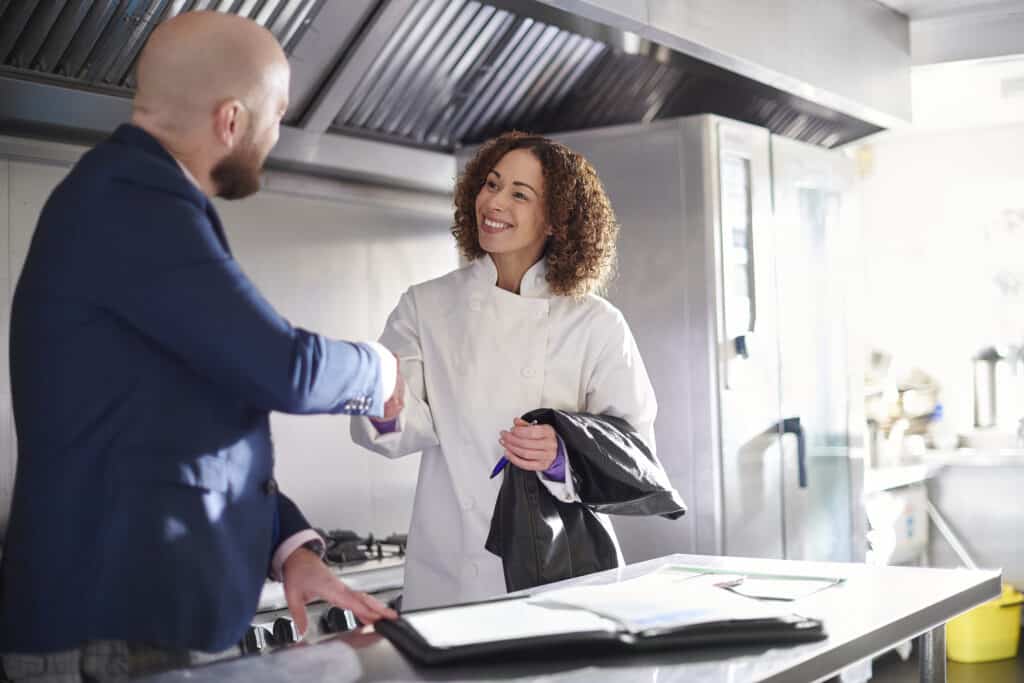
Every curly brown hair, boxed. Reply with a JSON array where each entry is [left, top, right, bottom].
[[452, 131, 618, 298]]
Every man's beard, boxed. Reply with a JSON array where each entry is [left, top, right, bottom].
[[211, 132, 263, 200]]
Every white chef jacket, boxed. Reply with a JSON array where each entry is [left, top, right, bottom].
[[351, 256, 657, 610]]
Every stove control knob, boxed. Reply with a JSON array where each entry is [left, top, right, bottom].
[[321, 606, 357, 633], [273, 617, 298, 644], [239, 625, 267, 654]]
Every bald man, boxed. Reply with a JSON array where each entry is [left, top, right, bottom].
[[0, 11, 403, 681]]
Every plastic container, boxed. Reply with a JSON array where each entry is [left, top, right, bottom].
[[946, 583, 1023, 663]]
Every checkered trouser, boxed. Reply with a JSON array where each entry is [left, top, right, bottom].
[[1, 641, 195, 682]]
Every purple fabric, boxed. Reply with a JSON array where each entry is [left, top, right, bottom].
[[542, 435, 567, 482], [372, 417, 399, 434], [376, 416, 566, 482]]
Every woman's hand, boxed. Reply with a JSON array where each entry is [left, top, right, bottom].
[[499, 417, 558, 471]]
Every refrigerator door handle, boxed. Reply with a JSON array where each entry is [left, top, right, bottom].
[[733, 335, 750, 359], [780, 417, 807, 488]]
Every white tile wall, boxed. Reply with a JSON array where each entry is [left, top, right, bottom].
[[216, 189, 457, 535], [0, 151, 458, 539]]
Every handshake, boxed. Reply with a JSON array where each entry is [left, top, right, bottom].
[[373, 352, 405, 423]]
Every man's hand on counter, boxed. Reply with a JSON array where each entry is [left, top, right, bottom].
[[282, 547, 398, 636]]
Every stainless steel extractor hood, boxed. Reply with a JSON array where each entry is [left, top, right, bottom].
[[1, 0, 890, 186]]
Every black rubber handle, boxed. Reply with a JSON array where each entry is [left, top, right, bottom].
[[780, 417, 807, 488]]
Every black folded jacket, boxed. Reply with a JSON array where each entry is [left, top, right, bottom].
[[485, 409, 687, 592]]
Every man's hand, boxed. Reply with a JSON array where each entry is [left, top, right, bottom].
[[373, 352, 405, 423], [282, 548, 397, 637], [499, 417, 559, 471]]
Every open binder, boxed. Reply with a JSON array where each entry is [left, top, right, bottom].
[[375, 566, 828, 666]]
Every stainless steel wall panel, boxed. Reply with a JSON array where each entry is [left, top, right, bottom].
[[928, 464, 1024, 587]]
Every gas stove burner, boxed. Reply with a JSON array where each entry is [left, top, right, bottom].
[[325, 541, 370, 564], [381, 533, 407, 550], [316, 529, 407, 566], [324, 529, 363, 544]]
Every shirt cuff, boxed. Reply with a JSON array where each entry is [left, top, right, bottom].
[[271, 529, 324, 581], [371, 416, 400, 434], [542, 435, 567, 482], [365, 341, 397, 414], [537, 436, 578, 503]]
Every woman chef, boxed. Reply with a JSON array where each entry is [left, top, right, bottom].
[[350, 132, 657, 610]]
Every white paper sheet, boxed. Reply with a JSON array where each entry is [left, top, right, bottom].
[[529, 567, 791, 634], [403, 599, 619, 648], [721, 576, 841, 601]]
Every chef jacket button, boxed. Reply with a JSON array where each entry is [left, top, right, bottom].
[[469, 300, 481, 312], [464, 562, 479, 578], [461, 498, 474, 511], [263, 478, 278, 496], [536, 310, 546, 319], [521, 368, 536, 378]]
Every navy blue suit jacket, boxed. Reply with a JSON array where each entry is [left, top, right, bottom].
[[0, 125, 385, 653]]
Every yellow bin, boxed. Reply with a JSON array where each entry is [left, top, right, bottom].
[[946, 583, 1023, 663]]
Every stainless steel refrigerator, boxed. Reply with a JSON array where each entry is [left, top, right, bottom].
[[554, 115, 865, 563]]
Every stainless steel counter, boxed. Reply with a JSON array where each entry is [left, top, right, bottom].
[[924, 456, 1024, 587], [864, 448, 1024, 493], [919, 448, 1024, 466], [141, 553, 999, 683], [866, 451, 1024, 585], [864, 462, 941, 494]]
